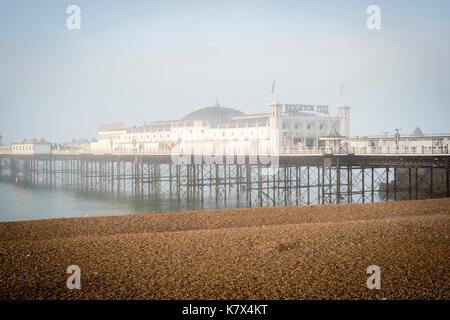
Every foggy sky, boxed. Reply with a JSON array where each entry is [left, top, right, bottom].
[[0, 0, 449, 144]]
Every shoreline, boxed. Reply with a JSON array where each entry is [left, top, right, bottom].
[[1, 198, 449, 299], [0, 197, 442, 224]]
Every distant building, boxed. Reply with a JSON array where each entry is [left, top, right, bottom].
[[59, 138, 92, 153], [91, 100, 350, 154], [11, 138, 51, 155]]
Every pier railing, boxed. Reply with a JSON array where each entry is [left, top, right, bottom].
[[1, 145, 449, 156]]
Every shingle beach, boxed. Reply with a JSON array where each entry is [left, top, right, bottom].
[[0, 199, 449, 299]]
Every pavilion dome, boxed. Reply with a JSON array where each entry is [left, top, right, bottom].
[[182, 103, 245, 123]]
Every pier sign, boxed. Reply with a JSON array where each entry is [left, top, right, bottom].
[[285, 104, 329, 115]]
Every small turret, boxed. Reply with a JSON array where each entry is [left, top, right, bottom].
[[268, 100, 283, 152], [268, 100, 282, 118], [411, 126, 424, 136], [337, 104, 351, 137]]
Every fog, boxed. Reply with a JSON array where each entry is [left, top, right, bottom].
[[1, 0, 449, 144]]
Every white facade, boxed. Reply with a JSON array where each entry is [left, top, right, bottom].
[[11, 140, 51, 155], [91, 100, 350, 154]]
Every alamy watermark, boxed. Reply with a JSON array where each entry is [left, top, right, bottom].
[[366, 5, 381, 30], [66, 265, 81, 289], [366, 265, 381, 289], [64, 5, 381, 31], [169, 126, 280, 173], [66, 5, 81, 30]]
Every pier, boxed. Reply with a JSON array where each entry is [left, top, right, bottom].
[[0, 153, 448, 207]]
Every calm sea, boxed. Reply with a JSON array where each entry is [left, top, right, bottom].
[[0, 181, 246, 222]]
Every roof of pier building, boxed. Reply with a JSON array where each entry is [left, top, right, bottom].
[[326, 127, 342, 137], [182, 106, 246, 124], [117, 100, 340, 134], [13, 138, 50, 145]]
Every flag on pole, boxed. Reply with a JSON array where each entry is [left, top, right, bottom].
[[271, 79, 275, 94], [339, 84, 343, 97]]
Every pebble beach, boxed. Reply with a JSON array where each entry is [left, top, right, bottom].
[[0, 198, 449, 299]]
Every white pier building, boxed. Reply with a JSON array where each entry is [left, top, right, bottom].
[[91, 100, 350, 154]]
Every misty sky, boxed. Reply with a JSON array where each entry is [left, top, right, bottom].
[[0, 0, 449, 144]]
